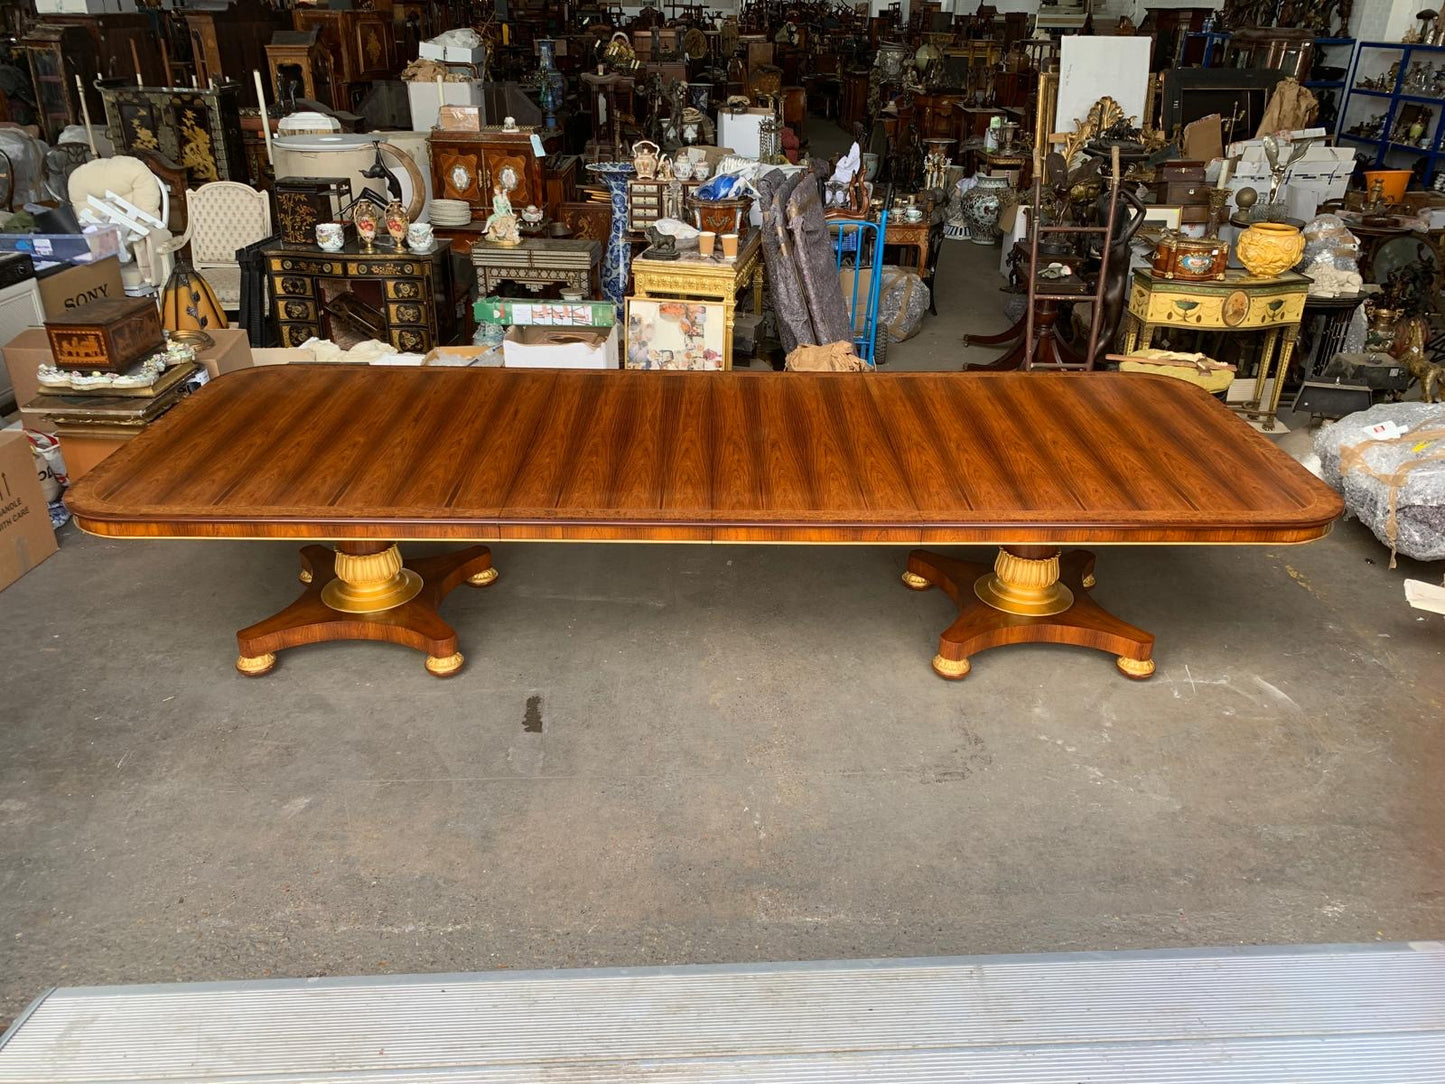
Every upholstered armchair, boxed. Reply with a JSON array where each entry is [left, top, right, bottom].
[[161, 182, 273, 310], [67, 156, 174, 297]]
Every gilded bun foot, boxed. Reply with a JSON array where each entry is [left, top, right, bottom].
[[467, 567, 499, 587], [1116, 656, 1155, 680], [425, 652, 465, 677], [1082, 572, 1096, 589], [901, 570, 930, 590], [932, 654, 971, 680], [236, 652, 276, 677], [298, 568, 313, 584]]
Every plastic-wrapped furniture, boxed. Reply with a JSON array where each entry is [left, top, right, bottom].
[[67, 155, 174, 297], [162, 182, 273, 309]]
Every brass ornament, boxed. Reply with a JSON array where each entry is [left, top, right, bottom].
[[901, 569, 930, 590], [932, 654, 971, 679], [321, 544, 423, 613], [1116, 656, 1156, 678], [973, 547, 1075, 616], [425, 652, 465, 676], [467, 567, 499, 587], [235, 652, 276, 676]]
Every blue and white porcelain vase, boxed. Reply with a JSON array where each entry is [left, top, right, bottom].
[[961, 174, 1016, 246], [586, 161, 636, 311], [535, 39, 565, 133]]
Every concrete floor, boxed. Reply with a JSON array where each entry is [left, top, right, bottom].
[[3, 138, 1445, 1029]]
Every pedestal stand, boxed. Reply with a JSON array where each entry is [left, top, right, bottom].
[[236, 542, 497, 677], [902, 546, 1155, 679]]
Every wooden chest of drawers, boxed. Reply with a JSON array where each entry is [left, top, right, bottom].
[[264, 240, 457, 352]]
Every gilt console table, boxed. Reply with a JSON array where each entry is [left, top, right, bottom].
[[630, 231, 764, 370], [1121, 268, 1311, 431], [65, 369, 1340, 681], [470, 238, 601, 298]]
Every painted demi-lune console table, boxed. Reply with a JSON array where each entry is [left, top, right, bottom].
[[65, 368, 1341, 680]]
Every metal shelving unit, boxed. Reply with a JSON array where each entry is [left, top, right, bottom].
[[1339, 40, 1445, 185]]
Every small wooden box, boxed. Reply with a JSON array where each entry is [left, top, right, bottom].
[[1151, 235, 1229, 281], [45, 298, 164, 374], [1160, 161, 1206, 183]]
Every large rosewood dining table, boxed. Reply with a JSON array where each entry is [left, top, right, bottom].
[[65, 367, 1342, 680]]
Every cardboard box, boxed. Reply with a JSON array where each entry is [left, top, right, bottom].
[[3, 328, 56, 433], [503, 324, 619, 369], [0, 429, 58, 593], [476, 296, 617, 328], [423, 344, 493, 366], [53, 432, 131, 483], [251, 348, 315, 365], [407, 79, 485, 134], [35, 257, 126, 321], [196, 328, 255, 379]]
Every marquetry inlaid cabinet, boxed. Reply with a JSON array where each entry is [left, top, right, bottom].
[[428, 129, 546, 221]]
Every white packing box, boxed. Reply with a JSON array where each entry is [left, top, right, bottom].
[[503, 324, 619, 370], [1220, 132, 1357, 222], [418, 41, 488, 65]]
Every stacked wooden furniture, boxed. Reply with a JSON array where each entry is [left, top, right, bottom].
[[21, 14, 164, 140], [265, 30, 334, 109], [65, 369, 1342, 680], [185, 7, 289, 106], [292, 6, 396, 111]]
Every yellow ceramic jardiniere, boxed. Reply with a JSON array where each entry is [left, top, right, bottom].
[[1236, 221, 1305, 278]]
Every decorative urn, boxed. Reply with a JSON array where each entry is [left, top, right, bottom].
[[961, 174, 1016, 246], [1235, 221, 1305, 278]]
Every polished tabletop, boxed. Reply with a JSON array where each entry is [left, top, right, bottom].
[[65, 367, 1342, 544]]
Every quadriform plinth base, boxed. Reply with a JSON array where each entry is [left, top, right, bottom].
[[235, 543, 497, 678], [902, 546, 1154, 680]]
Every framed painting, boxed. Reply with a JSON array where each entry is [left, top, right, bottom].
[[624, 298, 728, 371]]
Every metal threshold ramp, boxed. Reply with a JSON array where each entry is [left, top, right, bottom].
[[2, 942, 1443, 1082]]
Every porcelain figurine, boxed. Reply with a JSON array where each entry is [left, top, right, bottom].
[[483, 183, 521, 246]]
